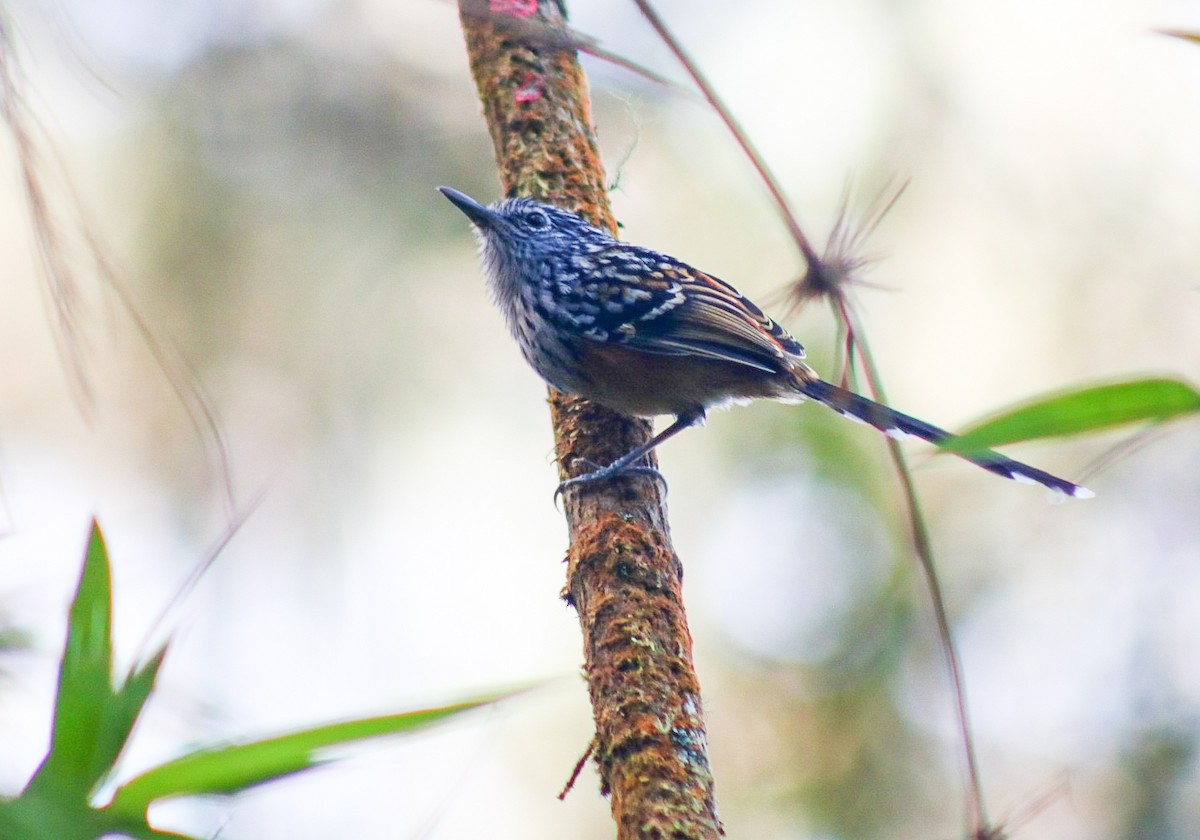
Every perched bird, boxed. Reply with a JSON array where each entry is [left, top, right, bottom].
[[439, 186, 1091, 500]]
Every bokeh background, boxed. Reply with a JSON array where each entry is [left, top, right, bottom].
[[2, 0, 1200, 837]]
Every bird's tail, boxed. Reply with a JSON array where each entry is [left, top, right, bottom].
[[798, 378, 1093, 498]]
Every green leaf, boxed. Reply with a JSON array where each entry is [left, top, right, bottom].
[[106, 696, 499, 820], [95, 647, 169, 788], [26, 521, 117, 801], [5, 518, 516, 839], [0, 792, 105, 840], [0, 791, 196, 840], [942, 377, 1200, 456], [24, 524, 168, 807]]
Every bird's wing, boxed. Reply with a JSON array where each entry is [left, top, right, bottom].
[[632, 262, 804, 372], [552, 247, 800, 373]]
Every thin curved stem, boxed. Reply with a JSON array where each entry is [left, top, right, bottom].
[[838, 296, 987, 834], [629, 0, 822, 270]]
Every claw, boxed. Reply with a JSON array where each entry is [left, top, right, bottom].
[[554, 458, 668, 504]]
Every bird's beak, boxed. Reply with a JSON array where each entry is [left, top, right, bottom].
[[439, 186, 499, 228]]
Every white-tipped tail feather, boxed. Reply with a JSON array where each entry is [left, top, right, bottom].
[[799, 378, 1093, 499]]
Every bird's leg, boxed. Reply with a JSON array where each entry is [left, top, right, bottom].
[[555, 408, 706, 500]]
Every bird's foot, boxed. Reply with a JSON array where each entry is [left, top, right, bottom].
[[554, 458, 667, 505]]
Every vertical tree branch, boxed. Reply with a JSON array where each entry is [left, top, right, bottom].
[[453, 2, 721, 837]]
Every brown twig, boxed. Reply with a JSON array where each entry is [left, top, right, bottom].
[[558, 737, 596, 800], [458, 0, 704, 102], [453, 2, 720, 837]]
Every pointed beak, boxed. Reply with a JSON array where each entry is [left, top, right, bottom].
[[439, 186, 499, 228]]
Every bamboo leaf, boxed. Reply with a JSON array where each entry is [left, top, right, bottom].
[[106, 696, 499, 819], [95, 647, 169, 788], [25, 522, 116, 800], [942, 377, 1200, 456]]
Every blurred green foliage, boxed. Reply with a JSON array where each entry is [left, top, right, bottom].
[[0, 522, 502, 840]]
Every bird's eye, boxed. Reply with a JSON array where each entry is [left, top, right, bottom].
[[525, 210, 550, 230]]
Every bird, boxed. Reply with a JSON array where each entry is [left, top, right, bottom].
[[439, 186, 1092, 500]]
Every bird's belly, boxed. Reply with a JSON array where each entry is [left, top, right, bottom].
[[551, 339, 792, 418]]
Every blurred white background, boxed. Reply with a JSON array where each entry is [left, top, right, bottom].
[[2, 0, 1199, 837]]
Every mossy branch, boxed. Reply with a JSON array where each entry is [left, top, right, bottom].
[[453, 2, 721, 837]]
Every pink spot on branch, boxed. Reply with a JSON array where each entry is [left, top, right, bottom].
[[490, 0, 538, 17], [515, 72, 544, 103]]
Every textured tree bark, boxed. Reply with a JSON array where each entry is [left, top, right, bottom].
[[454, 2, 721, 837]]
